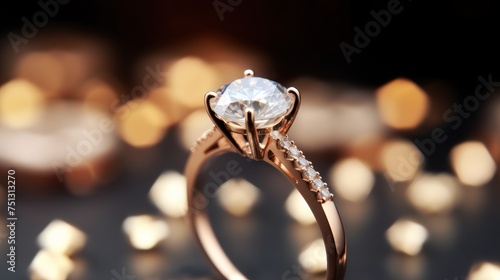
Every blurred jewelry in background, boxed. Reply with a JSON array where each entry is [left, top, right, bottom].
[[0, 31, 118, 194]]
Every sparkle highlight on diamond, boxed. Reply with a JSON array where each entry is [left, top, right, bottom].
[[210, 77, 294, 128]]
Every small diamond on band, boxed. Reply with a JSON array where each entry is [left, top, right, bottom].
[[295, 156, 310, 170], [270, 130, 284, 140], [317, 187, 334, 201], [287, 146, 301, 160], [310, 178, 325, 192], [303, 167, 318, 181], [280, 139, 293, 150], [272, 130, 333, 202]]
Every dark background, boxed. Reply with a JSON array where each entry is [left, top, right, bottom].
[[1, 0, 498, 84], [0, 1, 499, 280]]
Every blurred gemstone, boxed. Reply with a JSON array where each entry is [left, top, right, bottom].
[[210, 77, 293, 128]]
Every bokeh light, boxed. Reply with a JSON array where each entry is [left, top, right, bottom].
[[122, 215, 170, 250], [329, 157, 374, 202], [406, 173, 459, 214], [217, 178, 260, 217], [450, 141, 496, 187], [285, 189, 316, 225], [116, 100, 170, 148], [167, 56, 219, 109], [37, 220, 86, 256], [376, 78, 429, 130], [0, 79, 45, 129], [467, 262, 500, 280], [298, 239, 327, 275], [15, 51, 67, 97], [178, 109, 214, 150], [29, 250, 74, 280], [288, 78, 383, 151], [0, 102, 117, 183], [81, 79, 118, 113], [386, 219, 428, 256], [149, 171, 187, 218], [343, 135, 386, 172], [381, 139, 423, 183]]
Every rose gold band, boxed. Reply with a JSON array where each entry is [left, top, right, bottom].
[[185, 127, 347, 279]]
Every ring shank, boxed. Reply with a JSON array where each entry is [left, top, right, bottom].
[[185, 128, 346, 279]]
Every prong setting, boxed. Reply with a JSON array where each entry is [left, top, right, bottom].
[[281, 87, 301, 134], [244, 108, 262, 160], [204, 91, 244, 155], [243, 69, 254, 77]]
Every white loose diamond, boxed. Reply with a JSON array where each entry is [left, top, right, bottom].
[[210, 77, 294, 128]]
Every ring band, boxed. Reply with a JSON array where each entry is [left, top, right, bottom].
[[184, 70, 347, 279]]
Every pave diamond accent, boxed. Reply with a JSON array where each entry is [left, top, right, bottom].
[[271, 130, 333, 203], [287, 146, 301, 159], [295, 156, 310, 170], [317, 187, 333, 201], [191, 126, 216, 152], [304, 167, 318, 181], [270, 130, 284, 141], [210, 77, 294, 128], [311, 178, 325, 192], [280, 139, 292, 150]]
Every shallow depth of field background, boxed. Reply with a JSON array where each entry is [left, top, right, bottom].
[[0, 1, 499, 280]]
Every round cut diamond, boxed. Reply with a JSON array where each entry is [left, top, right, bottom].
[[296, 156, 310, 169], [280, 139, 293, 149], [303, 167, 318, 181], [310, 178, 325, 191], [210, 77, 294, 128], [270, 130, 284, 140], [318, 188, 332, 201], [287, 146, 301, 159]]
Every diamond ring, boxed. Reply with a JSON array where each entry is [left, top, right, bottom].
[[184, 69, 347, 279]]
